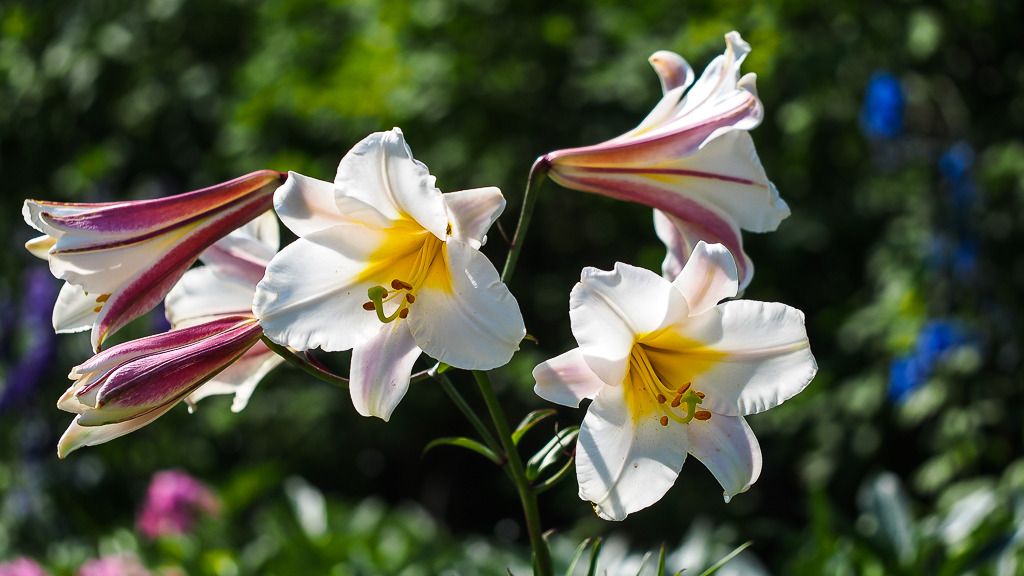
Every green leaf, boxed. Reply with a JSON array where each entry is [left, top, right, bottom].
[[586, 537, 604, 576], [422, 436, 502, 465], [525, 426, 580, 482], [512, 409, 557, 445], [534, 456, 575, 494], [656, 543, 667, 575], [565, 538, 592, 576], [699, 541, 752, 576]]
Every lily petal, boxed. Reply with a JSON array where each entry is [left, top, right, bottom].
[[443, 187, 506, 249], [649, 50, 694, 94], [576, 383, 688, 521], [254, 225, 389, 352], [165, 267, 257, 328], [533, 347, 606, 408], [57, 403, 176, 459], [407, 238, 524, 369], [350, 320, 422, 421], [672, 241, 739, 316], [274, 171, 349, 237], [186, 344, 283, 412], [653, 207, 753, 290], [53, 282, 99, 334], [569, 263, 688, 386], [687, 413, 762, 502], [334, 129, 448, 240], [675, 300, 816, 416]]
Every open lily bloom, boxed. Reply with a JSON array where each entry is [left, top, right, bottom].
[[56, 213, 283, 457], [533, 243, 816, 520], [23, 170, 284, 351], [254, 128, 525, 421], [165, 211, 284, 412], [542, 32, 789, 289]]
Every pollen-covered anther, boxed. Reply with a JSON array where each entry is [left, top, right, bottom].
[[362, 301, 376, 311], [659, 416, 669, 426], [399, 308, 409, 319], [678, 382, 691, 394], [670, 396, 682, 408], [695, 391, 706, 399], [95, 293, 110, 303], [694, 410, 712, 421], [391, 279, 414, 291], [656, 393, 667, 404], [405, 293, 416, 303]]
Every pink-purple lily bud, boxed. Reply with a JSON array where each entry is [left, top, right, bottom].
[[23, 170, 286, 351], [56, 315, 264, 458]]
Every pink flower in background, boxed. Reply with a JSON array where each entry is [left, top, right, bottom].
[[0, 558, 47, 576], [77, 555, 149, 576], [137, 470, 219, 539]]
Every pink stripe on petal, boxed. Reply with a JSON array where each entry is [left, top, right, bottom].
[[574, 165, 763, 187], [42, 171, 284, 241], [92, 192, 272, 349]]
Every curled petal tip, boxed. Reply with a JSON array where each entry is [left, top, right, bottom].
[[649, 49, 693, 93]]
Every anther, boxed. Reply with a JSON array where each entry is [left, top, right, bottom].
[[659, 416, 669, 426], [391, 279, 413, 291], [694, 410, 712, 421], [92, 306, 102, 313], [695, 391, 705, 399], [362, 301, 376, 311], [399, 308, 409, 319], [95, 294, 110, 303], [670, 396, 682, 408], [406, 293, 416, 303], [656, 394, 667, 404], [678, 382, 691, 394]]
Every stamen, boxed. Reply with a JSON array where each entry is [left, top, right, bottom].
[[367, 286, 402, 323], [659, 416, 669, 426], [92, 306, 102, 313], [694, 410, 712, 421], [670, 396, 682, 408], [406, 293, 416, 303], [391, 279, 413, 291], [678, 382, 691, 394], [399, 308, 409, 319], [362, 301, 376, 311], [695, 391, 705, 399], [656, 394, 667, 404], [95, 294, 110, 303]]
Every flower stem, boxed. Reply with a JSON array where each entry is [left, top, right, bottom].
[[435, 373, 504, 461], [261, 335, 348, 388], [473, 370, 552, 576], [501, 156, 550, 283]]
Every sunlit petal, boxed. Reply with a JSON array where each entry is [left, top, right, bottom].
[[533, 347, 606, 408], [443, 187, 505, 249], [350, 321, 422, 421], [672, 241, 739, 316], [687, 413, 762, 502]]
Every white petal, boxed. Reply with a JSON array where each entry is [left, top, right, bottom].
[[533, 348, 606, 408], [53, 282, 98, 334], [26, 235, 54, 260], [407, 239, 524, 369], [576, 384, 687, 521], [349, 321, 421, 421], [677, 300, 816, 416], [672, 241, 739, 316], [334, 129, 448, 239], [649, 50, 694, 94], [253, 226, 386, 352], [652, 207, 755, 291], [57, 403, 176, 458], [675, 31, 752, 119], [443, 187, 505, 249], [165, 267, 256, 328], [687, 413, 761, 501], [187, 345, 283, 412], [274, 172, 348, 237], [569, 263, 688, 386], [200, 210, 279, 268]]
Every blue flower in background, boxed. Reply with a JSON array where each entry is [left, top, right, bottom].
[[860, 72, 905, 139], [889, 320, 974, 403], [0, 267, 58, 411], [939, 142, 978, 214]]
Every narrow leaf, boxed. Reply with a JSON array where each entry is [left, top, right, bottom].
[[534, 456, 575, 495], [586, 537, 604, 576], [526, 426, 579, 482], [423, 436, 502, 465], [565, 538, 592, 576], [699, 541, 752, 576], [656, 543, 667, 575], [512, 409, 557, 445]]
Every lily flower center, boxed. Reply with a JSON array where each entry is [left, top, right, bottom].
[[362, 231, 446, 323], [625, 343, 712, 427]]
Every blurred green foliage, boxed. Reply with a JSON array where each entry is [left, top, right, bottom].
[[1, 0, 1023, 573]]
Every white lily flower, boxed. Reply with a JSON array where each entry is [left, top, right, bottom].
[[533, 242, 816, 520], [254, 128, 526, 421]]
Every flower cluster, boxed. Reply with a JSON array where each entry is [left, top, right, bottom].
[[23, 31, 814, 539]]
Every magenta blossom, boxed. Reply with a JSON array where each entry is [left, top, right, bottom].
[[77, 555, 149, 576], [137, 470, 219, 539], [0, 558, 47, 576]]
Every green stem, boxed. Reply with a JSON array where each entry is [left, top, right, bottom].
[[501, 156, 550, 283], [473, 370, 552, 576], [261, 335, 436, 388], [435, 373, 504, 461]]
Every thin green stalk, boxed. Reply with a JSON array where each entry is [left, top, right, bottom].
[[473, 370, 552, 576], [261, 335, 348, 388], [435, 373, 504, 461], [501, 156, 550, 283]]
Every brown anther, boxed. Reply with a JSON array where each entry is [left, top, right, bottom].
[[694, 410, 712, 421], [362, 301, 376, 311], [656, 393, 667, 404], [695, 391, 706, 399], [406, 293, 416, 303], [399, 308, 410, 319], [670, 396, 682, 408], [95, 293, 110, 303], [391, 279, 414, 291], [659, 416, 669, 426], [92, 306, 102, 313], [446, 222, 453, 235], [678, 382, 691, 394]]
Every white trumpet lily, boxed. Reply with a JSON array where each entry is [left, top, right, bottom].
[[533, 242, 816, 520]]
